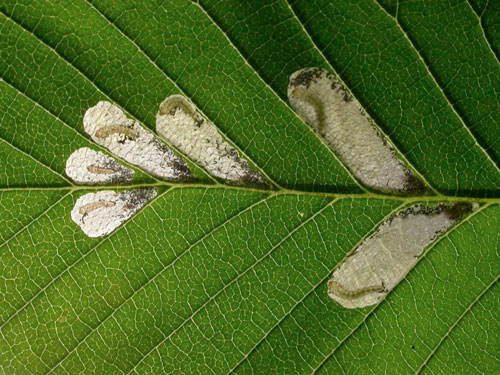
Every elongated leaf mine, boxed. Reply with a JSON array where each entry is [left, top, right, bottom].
[[84, 101, 192, 181], [78, 201, 116, 216], [65, 147, 133, 184], [156, 95, 266, 186], [328, 203, 474, 309], [71, 189, 157, 238], [288, 68, 424, 194], [94, 124, 139, 140], [328, 280, 385, 299], [159, 95, 202, 124], [86, 165, 116, 175]]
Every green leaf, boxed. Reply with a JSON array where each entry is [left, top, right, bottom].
[[0, 1, 498, 374]]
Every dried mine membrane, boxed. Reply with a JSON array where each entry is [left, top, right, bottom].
[[84, 101, 192, 181], [65, 147, 133, 184], [71, 189, 157, 237], [328, 203, 474, 309], [288, 67, 424, 194], [156, 95, 265, 186]]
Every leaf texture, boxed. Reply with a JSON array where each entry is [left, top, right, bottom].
[[0, 1, 498, 374]]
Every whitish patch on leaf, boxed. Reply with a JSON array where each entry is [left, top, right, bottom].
[[71, 189, 157, 237], [84, 101, 192, 181], [288, 67, 424, 194], [65, 147, 134, 184], [156, 95, 266, 186], [328, 202, 473, 309]]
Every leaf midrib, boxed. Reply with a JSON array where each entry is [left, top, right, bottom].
[[1, 184, 496, 375], [2, 182, 500, 205], [1, 184, 499, 203], [84, 0, 280, 189], [3, 3, 499, 197], [190, 0, 367, 193], [0, 11, 213, 186], [1, 1, 498, 374]]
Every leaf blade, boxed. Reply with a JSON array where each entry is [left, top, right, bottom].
[[0, 1, 498, 375]]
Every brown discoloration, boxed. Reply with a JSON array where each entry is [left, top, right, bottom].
[[289, 67, 323, 89], [290, 67, 427, 195], [290, 67, 354, 105], [120, 188, 156, 211], [157, 95, 266, 185], [444, 202, 473, 221], [95, 125, 138, 140], [341, 90, 353, 103], [395, 202, 473, 221], [239, 169, 270, 188], [403, 172, 427, 195], [149, 136, 191, 179], [159, 149, 191, 177], [328, 280, 386, 299], [170, 158, 193, 179]]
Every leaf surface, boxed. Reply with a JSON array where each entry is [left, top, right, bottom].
[[0, 1, 498, 374]]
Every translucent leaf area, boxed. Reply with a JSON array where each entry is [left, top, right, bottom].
[[0, 1, 499, 374]]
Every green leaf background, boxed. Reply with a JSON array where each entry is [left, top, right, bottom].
[[0, 0, 499, 374]]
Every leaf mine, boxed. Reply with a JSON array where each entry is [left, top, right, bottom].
[[328, 280, 386, 299], [94, 124, 139, 140], [86, 165, 117, 175], [78, 200, 116, 216], [83, 101, 192, 181], [328, 202, 475, 309], [156, 95, 266, 186], [288, 67, 425, 194], [71, 189, 157, 238], [65, 147, 134, 184]]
